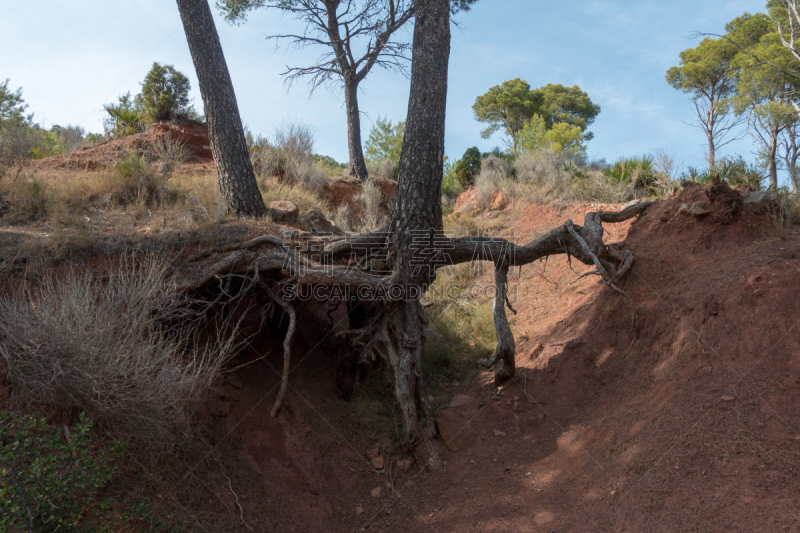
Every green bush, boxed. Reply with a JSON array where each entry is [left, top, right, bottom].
[[103, 93, 143, 139], [453, 146, 482, 188], [603, 154, 658, 192], [0, 412, 123, 533], [136, 63, 192, 123], [681, 156, 766, 190]]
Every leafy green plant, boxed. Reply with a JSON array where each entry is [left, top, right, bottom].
[[364, 115, 405, 167], [0, 412, 123, 533], [603, 155, 658, 192], [112, 149, 161, 205], [103, 104, 143, 138], [136, 63, 192, 123], [680, 157, 766, 190]]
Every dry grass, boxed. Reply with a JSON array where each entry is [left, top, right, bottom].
[[259, 176, 330, 219], [367, 158, 398, 182], [475, 150, 673, 206], [766, 188, 800, 230], [355, 179, 386, 231], [332, 203, 353, 232], [249, 122, 330, 194], [0, 253, 236, 441], [474, 154, 511, 207]]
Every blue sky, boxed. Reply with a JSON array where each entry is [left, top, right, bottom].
[[0, 0, 772, 175]]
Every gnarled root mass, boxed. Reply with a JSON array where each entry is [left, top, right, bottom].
[[175, 201, 652, 466]]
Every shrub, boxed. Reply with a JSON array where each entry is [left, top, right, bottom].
[[333, 203, 353, 232], [453, 147, 483, 188], [0, 412, 123, 533], [364, 115, 405, 168], [111, 149, 160, 204], [149, 135, 189, 178], [103, 92, 143, 139], [12, 177, 50, 220], [767, 187, 800, 229], [603, 155, 656, 191], [681, 156, 767, 190], [442, 155, 464, 203], [313, 154, 347, 175], [366, 158, 398, 181], [0, 123, 41, 180], [250, 122, 329, 193], [0, 254, 235, 440], [136, 63, 192, 123], [355, 180, 386, 231], [473, 154, 510, 205], [0, 78, 31, 128]]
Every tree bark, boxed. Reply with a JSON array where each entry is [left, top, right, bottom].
[[176, 0, 267, 217], [382, 0, 451, 468], [707, 129, 716, 173], [704, 91, 717, 172], [768, 124, 780, 190], [345, 80, 369, 182]]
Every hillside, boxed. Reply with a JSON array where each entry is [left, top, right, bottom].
[[2, 140, 799, 531], [150, 182, 800, 531]]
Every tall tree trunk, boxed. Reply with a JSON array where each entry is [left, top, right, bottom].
[[385, 0, 450, 469], [345, 80, 369, 182], [705, 96, 717, 173], [768, 125, 780, 190], [176, 0, 267, 217], [789, 130, 799, 193], [707, 133, 716, 173]]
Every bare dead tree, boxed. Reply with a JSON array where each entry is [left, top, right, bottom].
[[690, 95, 745, 172], [219, 0, 416, 182], [217, 0, 475, 182]]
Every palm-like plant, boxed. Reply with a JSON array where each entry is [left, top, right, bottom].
[[104, 104, 143, 138], [603, 155, 657, 191]]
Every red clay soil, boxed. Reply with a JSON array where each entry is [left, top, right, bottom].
[[193, 183, 800, 532], [31, 120, 214, 173], [3, 182, 798, 532]]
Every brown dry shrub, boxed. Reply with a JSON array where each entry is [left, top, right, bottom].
[[0, 254, 236, 441]]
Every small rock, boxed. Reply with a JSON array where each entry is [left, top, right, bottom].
[[678, 203, 691, 215], [742, 190, 769, 205], [493, 429, 506, 436], [396, 459, 412, 471], [690, 201, 711, 216], [747, 274, 762, 286], [226, 375, 244, 389], [366, 447, 380, 459], [370, 487, 382, 498], [721, 395, 735, 402], [269, 200, 300, 220], [371, 456, 385, 470], [355, 505, 364, 516], [448, 394, 474, 408]]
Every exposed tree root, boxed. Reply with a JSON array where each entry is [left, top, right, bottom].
[[265, 286, 296, 418], [176, 201, 652, 464]]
